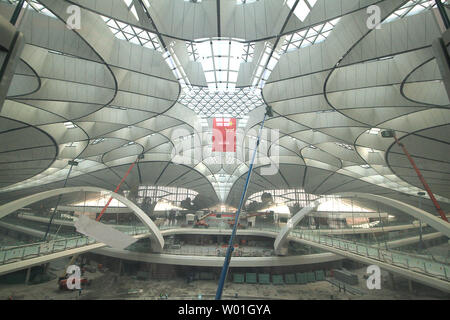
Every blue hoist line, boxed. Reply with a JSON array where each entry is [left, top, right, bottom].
[[215, 105, 273, 300]]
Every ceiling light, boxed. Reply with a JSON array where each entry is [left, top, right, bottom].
[[335, 142, 353, 150], [367, 128, 381, 135], [90, 138, 105, 145], [64, 122, 77, 129]]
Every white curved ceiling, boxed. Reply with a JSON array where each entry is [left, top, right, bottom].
[[0, 0, 449, 213]]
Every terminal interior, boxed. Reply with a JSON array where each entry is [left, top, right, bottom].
[[0, 0, 449, 300]]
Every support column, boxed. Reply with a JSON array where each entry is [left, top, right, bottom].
[[389, 272, 396, 290], [118, 259, 123, 277], [42, 263, 49, 273], [25, 267, 31, 285]]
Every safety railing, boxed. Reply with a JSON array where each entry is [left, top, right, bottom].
[[291, 229, 450, 282], [1, 219, 447, 284], [0, 226, 150, 266]]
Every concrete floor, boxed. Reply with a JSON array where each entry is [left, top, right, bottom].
[[0, 266, 444, 300]]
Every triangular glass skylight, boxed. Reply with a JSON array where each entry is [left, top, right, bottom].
[[178, 86, 264, 118], [384, 0, 447, 24], [281, 17, 341, 53], [101, 15, 162, 52]]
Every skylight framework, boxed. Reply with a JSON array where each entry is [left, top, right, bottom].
[[101, 15, 162, 52], [384, 0, 446, 24], [196, 39, 246, 92], [123, 0, 139, 21], [251, 42, 281, 88], [187, 41, 255, 64], [137, 185, 198, 205], [246, 188, 319, 208], [163, 46, 191, 91], [186, 42, 200, 61], [242, 43, 255, 62], [178, 86, 264, 118], [280, 18, 341, 53], [285, 0, 317, 22], [1, 0, 56, 17], [211, 173, 235, 202]]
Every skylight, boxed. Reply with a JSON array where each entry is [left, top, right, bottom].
[[186, 42, 200, 61], [123, 0, 139, 21], [187, 41, 255, 64], [281, 18, 341, 53], [242, 43, 255, 62], [178, 86, 264, 118], [251, 42, 281, 88], [210, 173, 235, 202], [384, 0, 444, 24], [163, 46, 192, 91], [1, 0, 56, 18], [360, 164, 371, 168], [195, 39, 246, 92], [285, 0, 317, 22], [101, 16, 162, 52]]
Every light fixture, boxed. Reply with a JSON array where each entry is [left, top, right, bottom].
[[367, 128, 381, 135], [90, 138, 105, 145], [335, 142, 353, 150], [64, 122, 77, 129]]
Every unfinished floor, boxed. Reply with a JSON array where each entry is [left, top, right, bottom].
[[0, 266, 445, 300]]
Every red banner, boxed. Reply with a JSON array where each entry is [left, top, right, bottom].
[[212, 118, 236, 152]]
